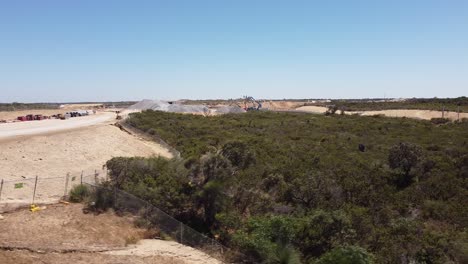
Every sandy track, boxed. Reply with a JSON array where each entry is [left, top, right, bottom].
[[295, 106, 468, 120], [357, 109, 468, 120]]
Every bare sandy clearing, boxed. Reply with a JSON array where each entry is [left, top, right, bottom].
[[294, 105, 328, 113], [105, 239, 223, 264], [60, 103, 104, 109], [357, 109, 468, 120], [295, 106, 468, 120], [0, 203, 199, 264], [0, 203, 144, 251], [261, 101, 306, 110], [0, 251, 185, 264]]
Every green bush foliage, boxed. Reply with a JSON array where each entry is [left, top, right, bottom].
[[313, 246, 374, 264], [430, 118, 450, 125], [68, 184, 90, 202], [104, 110, 468, 263]]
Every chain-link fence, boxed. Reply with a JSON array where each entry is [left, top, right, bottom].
[[0, 169, 107, 211], [0, 170, 229, 260], [84, 182, 227, 259]]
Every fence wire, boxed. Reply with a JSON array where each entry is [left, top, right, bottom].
[[0, 169, 107, 207], [84, 183, 226, 258], [0, 170, 229, 260]]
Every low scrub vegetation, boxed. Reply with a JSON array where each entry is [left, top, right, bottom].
[[68, 184, 91, 203], [103, 110, 467, 263]]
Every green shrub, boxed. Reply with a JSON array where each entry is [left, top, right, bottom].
[[69, 184, 90, 203], [430, 118, 450, 125], [268, 244, 302, 264], [118, 110, 467, 262], [90, 186, 115, 212], [314, 246, 374, 264]]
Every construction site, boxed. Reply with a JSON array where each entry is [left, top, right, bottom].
[[0, 97, 467, 264]]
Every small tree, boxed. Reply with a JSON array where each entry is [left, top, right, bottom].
[[221, 141, 255, 169], [388, 142, 423, 186], [325, 105, 338, 115]]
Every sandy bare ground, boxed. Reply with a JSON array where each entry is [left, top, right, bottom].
[[0, 251, 185, 264], [0, 204, 144, 251], [60, 103, 103, 109], [261, 101, 306, 110], [357, 109, 468, 120], [0, 122, 172, 206], [105, 239, 222, 264], [0, 123, 171, 180], [295, 106, 468, 120], [0, 203, 213, 264], [294, 105, 328, 114]]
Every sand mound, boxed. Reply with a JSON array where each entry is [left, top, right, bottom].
[[129, 100, 209, 114], [212, 106, 245, 114]]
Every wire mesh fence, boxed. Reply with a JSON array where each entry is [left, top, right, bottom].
[[0, 169, 107, 209], [84, 182, 226, 258], [0, 170, 229, 260]]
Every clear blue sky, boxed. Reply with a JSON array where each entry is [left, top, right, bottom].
[[1, 0, 467, 102]]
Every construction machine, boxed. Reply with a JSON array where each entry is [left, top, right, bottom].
[[243, 96, 262, 111]]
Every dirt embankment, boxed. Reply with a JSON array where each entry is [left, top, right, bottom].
[[0, 121, 173, 207], [0, 203, 218, 264], [261, 101, 306, 110], [0, 124, 172, 181]]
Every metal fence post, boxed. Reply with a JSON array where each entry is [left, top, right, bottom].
[[180, 222, 184, 244], [64, 173, 70, 197], [32, 176, 38, 205], [80, 171, 83, 185], [0, 179, 3, 201]]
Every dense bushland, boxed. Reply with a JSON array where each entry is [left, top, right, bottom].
[[105, 110, 467, 263]]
